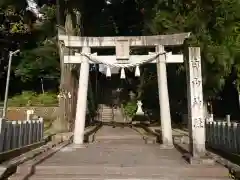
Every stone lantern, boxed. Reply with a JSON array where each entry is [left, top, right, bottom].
[[132, 100, 146, 124], [136, 101, 144, 115]]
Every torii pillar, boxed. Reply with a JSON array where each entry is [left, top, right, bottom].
[[156, 45, 173, 148], [73, 47, 90, 145]]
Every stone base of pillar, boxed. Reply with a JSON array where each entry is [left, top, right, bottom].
[[132, 121, 150, 125], [183, 153, 215, 165], [71, 144, 88, 149], [159, 144, 174, 149], [60, 144, 88, 152]]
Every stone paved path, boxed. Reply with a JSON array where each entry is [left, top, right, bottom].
[[24, 126, 231, 179], [94, 125, 142, 140]]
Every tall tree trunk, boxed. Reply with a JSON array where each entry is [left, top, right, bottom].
[[51, 12, 77, 133], [51, 41, 69, 133]]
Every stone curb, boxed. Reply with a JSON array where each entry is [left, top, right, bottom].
[[8, 140, 71, 180], [173, 136, 240, 178], [0, 141, 46, 164], [1, 124, 102, 179], [131, 126, 157, 144], [84, 122, 103, 143], [134, 125, 164, 144], [0, 133, 70, 180], [206, 150, 240, 178]]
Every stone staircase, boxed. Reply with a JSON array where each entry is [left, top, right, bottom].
[[99, 104, 114, 122]]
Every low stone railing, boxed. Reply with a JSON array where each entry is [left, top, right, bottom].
[[0, 118, 44, 153], [206, 121, 239, 154]]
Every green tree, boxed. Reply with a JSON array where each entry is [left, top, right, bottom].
[[0, 0, 59, 92], [15, 41, 60, 83], [144, 0, 240, 101]]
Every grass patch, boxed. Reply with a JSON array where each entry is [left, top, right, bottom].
[[8, 91, 58, 107]]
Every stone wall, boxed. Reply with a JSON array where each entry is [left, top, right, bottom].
[[0, 107, 59, 120]]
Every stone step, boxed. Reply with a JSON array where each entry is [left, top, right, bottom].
[[27, 165, 229, 178], [102, 108, 113, 110], [101, 119, 113, 121], [101, 115, 113, 117], [101, 114, 113, 117], [101, 111, 113, 114], [101, 113, 113, 116], [101, 117, 113, 121], [101, 118, 113, 120], [101, 117, 113, 119], [101, 114, 113, 116], [28, 174, 230, 180], [95, 135, 143, 141]]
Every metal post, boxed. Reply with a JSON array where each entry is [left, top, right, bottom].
[[2, 50, 20, 118]]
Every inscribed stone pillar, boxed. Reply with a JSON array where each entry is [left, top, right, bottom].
[[155, 45, 173, 147], [73, 47, 90, 145], [186, 47, 205, 157]]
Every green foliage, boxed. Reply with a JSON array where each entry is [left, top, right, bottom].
[[1, 0, 240, 111], [0, 0, 59, 92], [0, 5, 29, 34], [123, 101, 137, 118], [144, 0, 240, 100], [15, 41, 60, 82], [8, 91, 58, 107]]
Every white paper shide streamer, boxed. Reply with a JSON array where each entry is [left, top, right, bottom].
[[135, 65, 140, 77], [106, 66, 111, 77], [120, 68, 126, 79]]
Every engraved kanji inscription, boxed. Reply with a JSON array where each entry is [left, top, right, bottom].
[[192, 96, 202, 107], [191, 57, 200, 69], [194, 117, 204, 128], [192, 77, 201, 86]]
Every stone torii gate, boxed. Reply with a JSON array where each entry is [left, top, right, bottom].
[[59, 33, 206, 161]]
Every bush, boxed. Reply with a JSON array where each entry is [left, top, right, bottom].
[[8, 91, 58, 107], [123, 101, 137, 118]]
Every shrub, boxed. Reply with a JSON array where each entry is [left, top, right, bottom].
[[8, 91, 36, 106], [123, 101, 137, 118]]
